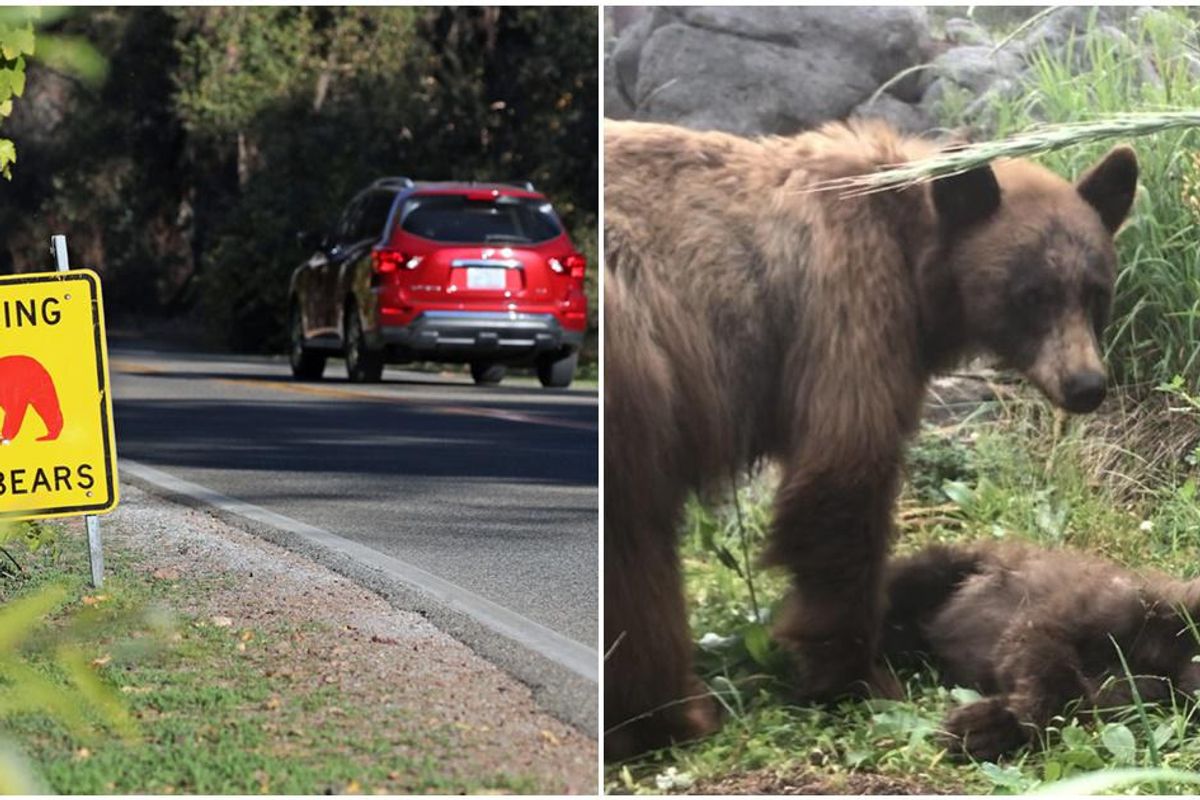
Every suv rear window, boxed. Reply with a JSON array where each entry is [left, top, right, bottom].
[[398, 194, 563, 244]]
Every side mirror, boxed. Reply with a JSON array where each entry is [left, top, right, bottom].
[[297, 230, 326, 252]]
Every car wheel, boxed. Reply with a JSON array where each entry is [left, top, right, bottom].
[[537, 351, 577, 388], [289, 306, 326, 380], [344, 305, 384, 383], [470, 362, 506, 385]]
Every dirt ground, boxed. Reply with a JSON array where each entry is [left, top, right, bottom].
[[97, 482, 598, 793], [687, 766, 952, 795]]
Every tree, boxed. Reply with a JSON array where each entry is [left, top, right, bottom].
[[0, 7, 598, 359]]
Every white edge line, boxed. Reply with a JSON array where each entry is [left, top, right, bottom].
[[119, 458, 599, 683]]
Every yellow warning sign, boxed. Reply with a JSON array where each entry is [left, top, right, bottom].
[[0, 270, 118, 519]]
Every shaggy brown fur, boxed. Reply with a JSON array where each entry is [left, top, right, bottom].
[[883, 542, 1200, 761], [603, 118, 1139, 760]]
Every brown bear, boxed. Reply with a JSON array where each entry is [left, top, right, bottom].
[[883, 541, 1200, 761], [603, 118, 1138, 759], [0, 355, 64, 443]]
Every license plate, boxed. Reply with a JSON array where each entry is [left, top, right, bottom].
[[466, 267, 507, 290]]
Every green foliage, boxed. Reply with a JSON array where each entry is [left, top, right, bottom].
[[0, 8, 107, 181], [904, 426, 978, 505], [0, 547, 147, 791], [0, 11, 34, 179], [0, 522, 57, 576], [0, 8, 597, 359]]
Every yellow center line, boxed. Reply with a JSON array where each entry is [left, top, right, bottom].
[[110, 359, 596, 432]]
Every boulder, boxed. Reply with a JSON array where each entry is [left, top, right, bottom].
[[609, 8, 672, 117], [929, 45, 1023, 97], [604, 52, 633, 120], [623, 6, 931, 136], [944, 17, 992, 47], [851, 94, 935, 136]]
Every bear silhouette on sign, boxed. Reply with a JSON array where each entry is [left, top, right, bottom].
[[0, 355, 64, 443]]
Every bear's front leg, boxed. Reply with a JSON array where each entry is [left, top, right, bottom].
[[766, 462, 901, 701], [943, 619, 1091, 760]]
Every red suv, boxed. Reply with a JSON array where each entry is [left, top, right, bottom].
[[288, 178, 588, 387]]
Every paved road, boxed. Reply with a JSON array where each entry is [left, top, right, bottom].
[[108, 344, 598, 725]]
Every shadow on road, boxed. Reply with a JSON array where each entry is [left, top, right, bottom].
[[115, 367, 597, 406], [114, 397, 597, 486]]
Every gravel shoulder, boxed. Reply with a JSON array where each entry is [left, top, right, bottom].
[[68, 482, 597, 793]]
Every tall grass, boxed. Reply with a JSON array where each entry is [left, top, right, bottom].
[[982, 9, 1200, 390]]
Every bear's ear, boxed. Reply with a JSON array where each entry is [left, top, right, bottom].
[[1076, 145, 1138, 234], [930, 164, 1001, 231]]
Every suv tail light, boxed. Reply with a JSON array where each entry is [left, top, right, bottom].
[[549, 253, 586, 279], [372, 248, 421, 273], [565, 253, 586, 279]]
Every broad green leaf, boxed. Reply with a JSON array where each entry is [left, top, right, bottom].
[[942, 480, 977, 508], [742, 622, 772, 668], [981, 762, 1035, 791], [1100, 722, 1137, 764], [1062, 746, 1106, 770], [1060, 724, 1091, 748], [9, 58, 24, 97], [1153, 720, 1175, 750], [0, 22, 35, 58]]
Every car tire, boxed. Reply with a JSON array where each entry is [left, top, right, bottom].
[[537, 351, 577, 388], [344, 305, 384, 383], [289, 306, 326, 381], [470, 362, 506, 386]]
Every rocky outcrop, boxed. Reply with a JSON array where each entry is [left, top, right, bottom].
[[605, 6, 1173, 139], [607, 6, 931, 135]]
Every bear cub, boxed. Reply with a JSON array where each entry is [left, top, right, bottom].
[[883, 541, 1200, 761]]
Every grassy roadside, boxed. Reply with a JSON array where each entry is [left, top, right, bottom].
[[606, 387, 1200, 795], [1, 520, 559, 794]]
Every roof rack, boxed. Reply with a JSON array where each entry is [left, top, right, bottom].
[[438, 180, 536, 191], [371, 176, 415, 190], [397, 179, 538, 192]]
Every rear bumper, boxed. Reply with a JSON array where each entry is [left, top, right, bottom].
[[381, 311, 583, 359]]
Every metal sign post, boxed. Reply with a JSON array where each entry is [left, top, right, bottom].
[[51, 234, 104, 588]]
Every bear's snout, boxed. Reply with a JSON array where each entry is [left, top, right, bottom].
[[1061, 370, 1106, 413]]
